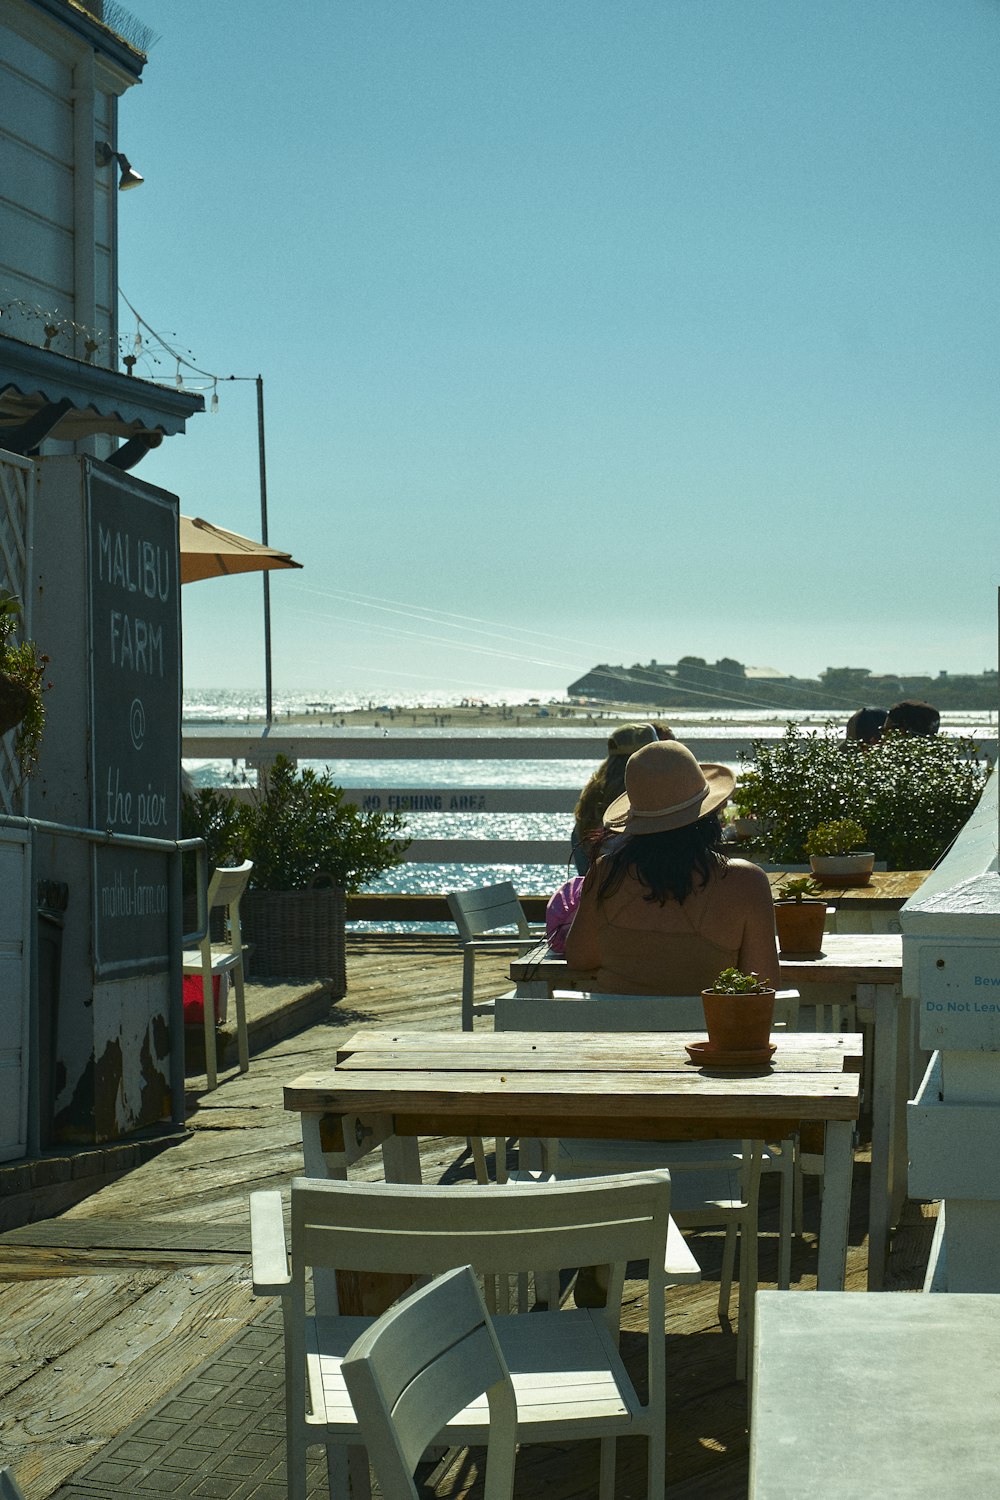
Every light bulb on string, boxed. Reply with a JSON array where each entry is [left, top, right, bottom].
[[175, 359, 183, 388], [133, 325, 142, 355], [210, 380, 219, 414]]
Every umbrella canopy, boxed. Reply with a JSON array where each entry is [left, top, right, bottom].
[[179, 515, 302, 584]]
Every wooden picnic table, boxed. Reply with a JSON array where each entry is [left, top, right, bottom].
[[765, 869, 927, 934], [284, 1028, 862, 1291], [509, 933, 907, 1290]]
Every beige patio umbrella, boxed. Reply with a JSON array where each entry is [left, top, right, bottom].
[[179, 515, 302, 584]]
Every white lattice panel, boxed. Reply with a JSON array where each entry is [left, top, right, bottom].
[[0, 451, 33, 813]]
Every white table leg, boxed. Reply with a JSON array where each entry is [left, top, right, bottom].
[[301, 1110, 346, 1179], [817, 1119, 854, 1289], [382, 1131, 422, 1183], [866, 981, 904, 1290]]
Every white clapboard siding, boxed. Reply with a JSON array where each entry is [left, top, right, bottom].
[[0, 200, 74, 297], [0, 830, 31, 1162], [0, 131, 74, 225]]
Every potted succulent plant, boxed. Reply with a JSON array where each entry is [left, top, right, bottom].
[[805, 818, 875, 887], [0, 590, 48, 778], [700, 966, 776, 1054], [772, 875, 828, 956]]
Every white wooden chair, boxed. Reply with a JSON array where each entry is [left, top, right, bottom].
[[341, 1265, 517, 1500], [0, 1470, 26, 1500], [446, 881, 544, 1031], [250, 1170, 675, 1500], [181, 859, 253, 1091], [446, 881, 545, 1182], [494, 989, 797, 1378]]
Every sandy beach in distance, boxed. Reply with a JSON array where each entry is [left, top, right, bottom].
[[271, 700, 695, 732]]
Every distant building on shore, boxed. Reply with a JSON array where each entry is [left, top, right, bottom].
[[567, 657, 999, 711]]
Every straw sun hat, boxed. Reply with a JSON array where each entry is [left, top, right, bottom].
[[602, 740, 735, 836]]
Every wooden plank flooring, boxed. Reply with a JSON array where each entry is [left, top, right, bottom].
[[0, 935, 935, 1498]]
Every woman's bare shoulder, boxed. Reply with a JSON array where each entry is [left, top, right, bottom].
[[720, 858, 772, 892]]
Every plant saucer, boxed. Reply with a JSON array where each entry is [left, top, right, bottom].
[[684, 1040, 777, 1069]]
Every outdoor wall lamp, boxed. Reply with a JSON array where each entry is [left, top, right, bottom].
[[94, 140, 144, 190]]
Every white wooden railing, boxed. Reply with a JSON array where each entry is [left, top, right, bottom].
[[181, 725, 999, 872], [181, 727, 764, 868]]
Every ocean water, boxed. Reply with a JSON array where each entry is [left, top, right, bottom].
[[183, 688, 996, 921]]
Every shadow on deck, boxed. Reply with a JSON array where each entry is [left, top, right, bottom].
[[0, 935, 935, 1500]]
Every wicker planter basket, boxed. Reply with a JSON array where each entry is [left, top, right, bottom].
[[241, 885, 347, 994]]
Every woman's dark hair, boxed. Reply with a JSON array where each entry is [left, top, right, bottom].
[[596, 811, 728, 906]]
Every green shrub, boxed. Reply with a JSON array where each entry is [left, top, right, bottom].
[[738, 722, 990, 868], [236, 755, 410, 892], [181, 786, 245, 875]]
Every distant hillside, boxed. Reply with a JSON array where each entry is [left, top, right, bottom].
[[567, 657, 999, 712]]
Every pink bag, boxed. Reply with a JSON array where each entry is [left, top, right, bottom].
[[545, 876, 584, 954]]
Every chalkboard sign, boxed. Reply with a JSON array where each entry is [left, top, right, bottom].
[[88, 466, 180, 977]]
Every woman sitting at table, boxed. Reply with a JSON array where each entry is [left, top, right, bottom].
[[564, 739, 778, 992]]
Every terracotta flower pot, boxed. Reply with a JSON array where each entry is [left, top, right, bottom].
[[774, 899, 827, 956], [700, 988, 776, 1053], [809, 852, 875, 888]]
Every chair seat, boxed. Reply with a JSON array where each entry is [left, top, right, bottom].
[[308, 1307, 641, 1443], [181, 944, 244, 975]]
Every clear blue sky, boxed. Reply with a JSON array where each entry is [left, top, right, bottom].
[[119, 0, 999, 699]]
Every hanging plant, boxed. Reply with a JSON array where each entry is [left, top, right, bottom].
[[0, 591, 49, 776]]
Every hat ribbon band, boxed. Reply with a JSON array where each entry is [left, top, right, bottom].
[[630, 785, 708, 819]]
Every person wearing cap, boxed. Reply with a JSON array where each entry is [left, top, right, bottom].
[[884, 699, 940, 737], [564, 739, 778, 993], [844, 707, 887, 747], [570, 720, 675, 875]]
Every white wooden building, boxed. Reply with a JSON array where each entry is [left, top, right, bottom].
[[0, 1, 202, 1159]]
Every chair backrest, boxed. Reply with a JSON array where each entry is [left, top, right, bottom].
[[495, 990, 708, 1032], [341, 1265, 516, 1500], [287, 1171, 671, 1330], [447, 882, 530, 943], [206, 859, 254, 916]]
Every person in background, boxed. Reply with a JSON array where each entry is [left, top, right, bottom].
[[885, 699, 940, 736], [844, 706, 887, 746], [564, 739, 778, 994], [570, 720, 675, 874]]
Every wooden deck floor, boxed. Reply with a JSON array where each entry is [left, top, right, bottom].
[[0, 936, 936, 1498]]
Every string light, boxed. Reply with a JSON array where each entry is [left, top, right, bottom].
[[118, 289, 259, 410]]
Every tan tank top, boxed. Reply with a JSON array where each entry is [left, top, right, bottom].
[[591, 881, 737, 995]]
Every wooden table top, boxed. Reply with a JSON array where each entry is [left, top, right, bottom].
[[765, 869, 927, 907], [284, 1029, 862, 1138], [510, 931, 902, 987]]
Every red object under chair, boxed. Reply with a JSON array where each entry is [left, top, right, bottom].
[[183, 973, 228, 1026]]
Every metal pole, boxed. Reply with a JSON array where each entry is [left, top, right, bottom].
[[256, 374, 273, 725]]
